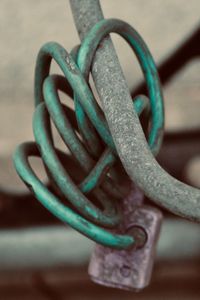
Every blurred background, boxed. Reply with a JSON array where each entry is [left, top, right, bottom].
[[0, 0, 199, 299]]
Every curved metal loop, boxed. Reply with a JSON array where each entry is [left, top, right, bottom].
[[70, 2, 200, 222], [83, 20, 200, 222], [43, 75, 118, 197], [75, 18, 164, 156], [35, 19, 163, 156], [14, 19, 165, 248], [32, 39, 154, 227], [33, 103, 120, 227], [13, 142, 134, 249]]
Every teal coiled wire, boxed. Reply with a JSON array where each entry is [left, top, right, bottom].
[[13, 19, 164, 249]]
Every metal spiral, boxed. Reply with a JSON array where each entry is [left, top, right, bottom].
[[13, 19, 164, 249]]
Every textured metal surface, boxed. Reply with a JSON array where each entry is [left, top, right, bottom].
[[0, 3, 199, 299], [88, 185, 162, 291], [11, 0, 200, 264], [0, 128, 198, 229], [13, 16, 164, 249], [70, 0, 200, 222]]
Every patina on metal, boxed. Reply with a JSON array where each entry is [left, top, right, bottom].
[[70, 0, 200, 222], [13, 0, 200, 259], [11, 0, 200, 293], [13, 17, 164, 249]]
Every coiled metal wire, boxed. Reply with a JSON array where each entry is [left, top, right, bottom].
[[13, 19, 164, 249]]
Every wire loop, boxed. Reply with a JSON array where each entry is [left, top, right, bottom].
[[13, 19, 164, 248]]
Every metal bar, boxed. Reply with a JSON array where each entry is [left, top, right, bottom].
[[0, 220, 199, 271], [70, 0, 200, 222]]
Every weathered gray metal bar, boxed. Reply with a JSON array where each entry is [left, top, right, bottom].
[[69, 0, 200, 222], [0, 221, 199, 271]]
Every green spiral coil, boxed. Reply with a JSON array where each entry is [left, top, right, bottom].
[[13, 19, 164, 249]]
